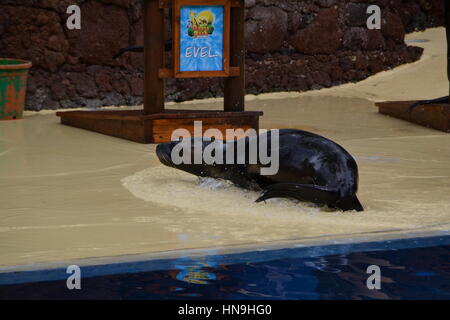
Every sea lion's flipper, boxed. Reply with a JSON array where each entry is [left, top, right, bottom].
[[255, 183, 339, 207], [407, 96, 449, 113], [256, 183, 364, 211]]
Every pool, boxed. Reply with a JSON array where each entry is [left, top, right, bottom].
[[1, 236, 449, 300]]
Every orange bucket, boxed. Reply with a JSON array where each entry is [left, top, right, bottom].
[[0, 58, 32, 120]]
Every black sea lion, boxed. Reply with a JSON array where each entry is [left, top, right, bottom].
[[156, 129, 363, 212], [407, 96, 449, 112]]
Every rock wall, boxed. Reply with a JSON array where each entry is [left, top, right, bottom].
[[0, 0, 445, 110]]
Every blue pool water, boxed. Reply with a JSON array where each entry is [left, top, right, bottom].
[[1, 237, 450, 300]]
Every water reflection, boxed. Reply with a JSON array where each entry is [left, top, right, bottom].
[[1, 245, 450, 299], [172, 255, 219, 285]]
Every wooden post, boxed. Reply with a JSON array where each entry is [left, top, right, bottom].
[[144, 0, 165, 114], [224, 0, 245, 112]]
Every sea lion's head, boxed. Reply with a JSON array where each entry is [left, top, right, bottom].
[[156, 137, 227, 178]]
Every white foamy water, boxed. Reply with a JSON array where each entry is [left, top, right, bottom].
[[121, 166, 334, 221], [197, 177, 234, 190], [120, 166, 402, 232], [121, 163, 450, 237]]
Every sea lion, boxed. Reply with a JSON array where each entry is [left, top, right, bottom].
[[407, 96, 449, 113], [156, 129, 364, 212]]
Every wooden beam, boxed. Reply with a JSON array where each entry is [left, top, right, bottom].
[[57, 110, 263, 143], [224, 0, 245, 112], [228, 66, 241, 77], [159, 0, 241, 8], [144, 0, 165, 114], [376, 101, 450, 133], [158, 67, 240, 79]]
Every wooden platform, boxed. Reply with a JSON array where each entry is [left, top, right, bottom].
[[56, 109, 263, 143], [376, 101, 450, 133]]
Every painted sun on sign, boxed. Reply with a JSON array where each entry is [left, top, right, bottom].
[[186, 10, 215, 38], [180, 5, 224, 72]]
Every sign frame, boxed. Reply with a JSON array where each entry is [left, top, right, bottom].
[[172, 0, 231, 78]]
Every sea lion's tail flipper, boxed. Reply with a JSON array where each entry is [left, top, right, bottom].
[[255, 183, 363, 212], [407, 96, 449, 113], [255, 183, 338, 206]]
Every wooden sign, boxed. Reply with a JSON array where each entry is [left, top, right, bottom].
[[173, 0, 230, 78], [57, 0, 262, 144]]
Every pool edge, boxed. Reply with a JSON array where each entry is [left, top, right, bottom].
[[1, 229, 450, 286]]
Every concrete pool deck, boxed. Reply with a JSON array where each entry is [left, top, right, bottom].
[[1, 28, 449, 271]]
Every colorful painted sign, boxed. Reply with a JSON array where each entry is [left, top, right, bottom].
[[179, 5, 224, 72]]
